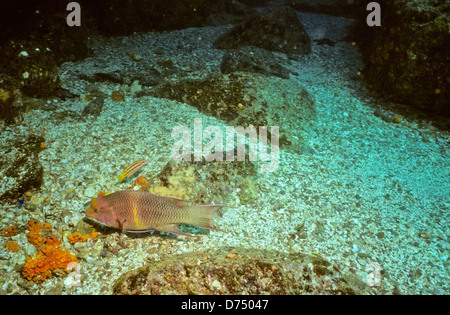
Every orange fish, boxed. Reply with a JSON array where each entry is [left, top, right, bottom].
[[85, 190, 224, 237], [117, 160, 147, 182]]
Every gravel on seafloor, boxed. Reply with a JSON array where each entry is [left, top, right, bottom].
[[0, 12, 448, 295]]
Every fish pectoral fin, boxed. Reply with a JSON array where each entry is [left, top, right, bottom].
[[117, 218, 127, 233], [155, 224, 193, 237]]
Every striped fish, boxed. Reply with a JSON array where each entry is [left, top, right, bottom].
[[85, 190, 223, 237], [117, 160, 147, 182]]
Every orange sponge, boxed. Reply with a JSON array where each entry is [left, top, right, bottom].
[[66, 231, 98, 245], [22, 244, 78, 282], [23, 218, 77, 282]]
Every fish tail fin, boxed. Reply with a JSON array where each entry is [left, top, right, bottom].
[[185, 204, 224, 230]]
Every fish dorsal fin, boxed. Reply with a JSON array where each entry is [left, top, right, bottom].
[[153, 194, 189, 207], [155, 224, 193, 237]]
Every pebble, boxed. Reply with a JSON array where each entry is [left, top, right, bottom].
[[86, 256, 97, 263], [0, 250, 10, 260], [84, 187, 96, 198], [352, 243, 361, 254]]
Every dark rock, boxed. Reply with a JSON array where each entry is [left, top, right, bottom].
[[0, 134, 45, 202], [0, 74, 23, 124], [355, 0, 450, 116], [53, 87, 78, 101], [0, 2, 89, 98], [314, 38, 336, 46], [0, 40, 60, 98], [78, 64, 162, 87], [213, 6, 311, 56], [92, 0, 213, 36], [82, 97, 105, 118], [239, 0, 270, 7], [113, 247, 369, 294], [48, 110, 84, 124], [220, 47, 293, 79], [206, 0, 256, 25], [149, 72, 316, 151], [285, 0, 364, 17]]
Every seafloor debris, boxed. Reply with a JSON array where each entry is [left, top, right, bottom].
[[373, 108, 403, 124]]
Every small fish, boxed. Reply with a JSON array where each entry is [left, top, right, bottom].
[[117, 160, 147, 182], [85, 190, 224, 237]]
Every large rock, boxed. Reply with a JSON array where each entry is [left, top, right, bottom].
[[143, 156, 259, 206], [284, 0, 364, 17], [0, 74, 23, 124], [0, 134, 45, 202], [356, 0, 450, 116], [213, 6, 311, 56], [113, 247, 368, 295], [149, 72, 316, 151], [0, 1, 88, 98], [220, 47, 293, 79], [90, 0, 212, 36]]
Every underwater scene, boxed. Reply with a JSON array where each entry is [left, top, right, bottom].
[[0, 0, 448, 297]]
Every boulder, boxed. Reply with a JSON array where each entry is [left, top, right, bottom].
[[284, 0, 364, 17], [149, 72, 316, 151], [220, 47, 293, 79], [0, 1, 89, 98], [113, 247, 368, 294], [213, 6, 311, 56], [356, 0, 450, 116], [0, 134, 45, 202], [0, 74, 23, 124]]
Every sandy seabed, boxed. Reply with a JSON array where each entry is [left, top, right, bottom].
[[0, 11, 448, 295]]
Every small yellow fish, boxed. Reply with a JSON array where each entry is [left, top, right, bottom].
[[117, 160, 147, 182]]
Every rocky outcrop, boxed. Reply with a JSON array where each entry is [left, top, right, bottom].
[[0, 75, 23, 124], [149, 72, 316, 151], [86, 0, 253, 36], [284, 0, 364, 17], [220, 47, 293, 79], [0, 134, 45, 202], [213, 6, 311, 57], [356, 0, 450, 116], [0, 1, 89, 99], [113, 247, 367, 295]]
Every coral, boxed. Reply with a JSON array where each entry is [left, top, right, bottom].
[[2, 225, 18, 237], [5, 241, 20, 252], [26, 218, 60, 248], [22, 244, 78, 282], [22, 218, 78, 282], [66, 231, 98, 245]]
